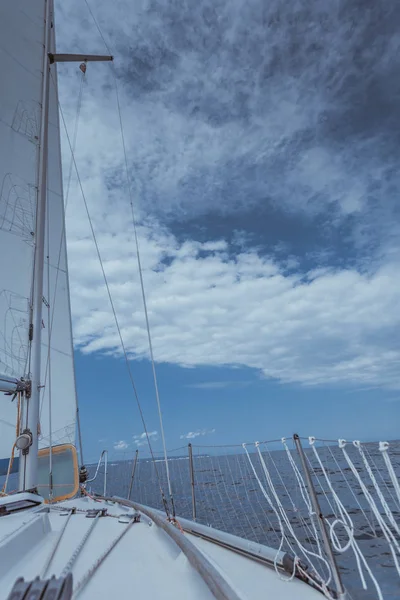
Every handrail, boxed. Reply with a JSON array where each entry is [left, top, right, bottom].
[[104, 497, 242, 600], [86, 450, 108, 496]]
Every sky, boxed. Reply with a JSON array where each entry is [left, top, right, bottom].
[[54, 0, 400, 462]]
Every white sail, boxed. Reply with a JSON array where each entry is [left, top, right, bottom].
[[0, 0, 77, 466], [39, 18, 77, 450], [0, 0, 45, 464]]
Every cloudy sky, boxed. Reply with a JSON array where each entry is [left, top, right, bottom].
[[54, 0, 400, 459]]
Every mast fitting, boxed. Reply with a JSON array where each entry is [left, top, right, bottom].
[[48, 53, 113, 64]]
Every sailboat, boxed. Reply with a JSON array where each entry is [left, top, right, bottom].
[[3, 0, 397, 598]]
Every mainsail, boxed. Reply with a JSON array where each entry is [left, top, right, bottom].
[[0, 0, 77, 470]]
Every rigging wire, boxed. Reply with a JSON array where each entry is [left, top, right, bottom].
[[56, 89, 171, 519], [82, 0, 175, 516], [112, 69, 175, 515], [83, 0, 113, 56], [64, 72, 84, 211]]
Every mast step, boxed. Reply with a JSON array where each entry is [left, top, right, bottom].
[[7, 574, 72, 600]]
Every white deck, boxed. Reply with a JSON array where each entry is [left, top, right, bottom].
[[0, 495, 324, 599]]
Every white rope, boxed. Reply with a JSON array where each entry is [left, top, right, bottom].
[[256, 442, 332, 591], [364, 444, 399, 511], [261, 442, 320, 554], [324, 442, 377, 536], [240, 450, 281, 545], [340, 440, 400, 578], [310, 439, 384, 600], [380, 441, 400, 508], [281, 439, 324, 561], [354, 441, 400, 537], [242, 444, 292, 580], [243, 442, 332, 595]]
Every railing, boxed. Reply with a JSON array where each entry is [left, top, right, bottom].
[[86, 449, 108, 497], [95, 435, 400, 600]]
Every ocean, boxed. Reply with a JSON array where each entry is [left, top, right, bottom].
[[1, 438, 399, 599]]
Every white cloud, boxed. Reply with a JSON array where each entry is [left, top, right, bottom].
[[133, 431, 158, 447], [186, 381, 251, 390], [65, 218, 400, 389], [180, 429, 216, 440], [114, 440, 128, 450]]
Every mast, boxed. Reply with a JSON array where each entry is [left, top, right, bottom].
[[19, 0, 52, 491]]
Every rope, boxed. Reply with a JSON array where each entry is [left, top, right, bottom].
[[339, 440, 400, 578], [72, 515, 137, 598], [364, 444, 399, 511], [60, 511, 101, 578], [323, 442, 377, 536], [41, 508, 75, 577], [0, 442, 17, 496], [380, 441, 400, 508], [80, 486, 101, 502], [353, 441, 400, 537], [243, 442, 332, 595], [56, 92, 170, 519], [256, 442, 332, 592], [310, 439, 384, 600]]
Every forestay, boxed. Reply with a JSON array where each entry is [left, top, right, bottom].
[[0, 0, 77, 469]]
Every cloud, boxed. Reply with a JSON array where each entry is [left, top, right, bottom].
[[180, 428, 216, 440], [67, 226, 400, 389], [113, 440, 128, 450], [53, 0, 400, 392], [186, 381, 252, 390], [57, 0, 400, 226], [133, 431, 158, 447]]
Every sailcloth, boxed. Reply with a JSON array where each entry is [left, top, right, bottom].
[[0, 0, 77, 470]]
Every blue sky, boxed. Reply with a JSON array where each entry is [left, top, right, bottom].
[[76, 352, 400, 463], [54, 0, 400, 461]]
